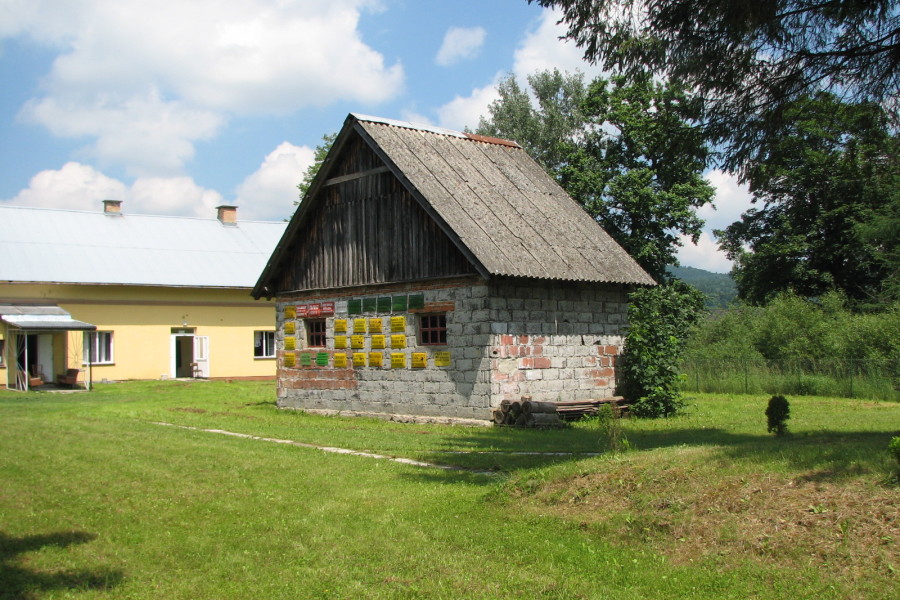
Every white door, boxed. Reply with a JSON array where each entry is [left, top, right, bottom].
[[193, 336, 210, 377], [37, 334, 54, 380]]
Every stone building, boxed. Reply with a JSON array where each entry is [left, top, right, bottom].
[[253, 114, 654, 422]]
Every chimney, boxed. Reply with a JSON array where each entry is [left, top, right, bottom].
[[102, 200, 123, 215], [216, 205, 237, 225]]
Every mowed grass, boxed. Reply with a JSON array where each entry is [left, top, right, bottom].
[[0, 381, 897, 599]]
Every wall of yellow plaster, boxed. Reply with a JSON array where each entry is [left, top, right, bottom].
[[1, 283, 277, 381]]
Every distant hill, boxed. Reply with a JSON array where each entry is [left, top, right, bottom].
[[667, 265, 738, 309]]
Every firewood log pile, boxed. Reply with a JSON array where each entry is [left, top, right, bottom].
[[491, 396, 562, 428]]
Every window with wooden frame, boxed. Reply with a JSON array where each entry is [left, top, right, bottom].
[[419, 314, 447, 345], [306, 319, 327, 348]]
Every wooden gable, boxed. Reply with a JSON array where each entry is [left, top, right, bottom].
[[271, 131, 477, 293]]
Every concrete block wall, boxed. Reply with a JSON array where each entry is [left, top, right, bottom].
[[485, 280, 628, 404], [275, 277, 630, 421]]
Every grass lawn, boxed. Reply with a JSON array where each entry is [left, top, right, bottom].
[[1, 380, 897, 599]]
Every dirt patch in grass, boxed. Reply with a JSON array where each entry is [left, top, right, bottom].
[[168, 407, 207, 414], [519, 458, 898, 590]]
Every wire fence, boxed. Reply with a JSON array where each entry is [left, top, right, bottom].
[[678, 358, 900, 401]]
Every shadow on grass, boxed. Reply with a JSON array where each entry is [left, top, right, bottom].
[[0, 531, 123, 600], [409, 425, 897, 480]]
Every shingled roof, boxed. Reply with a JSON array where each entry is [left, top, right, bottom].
[[253, 114, 654, 297]]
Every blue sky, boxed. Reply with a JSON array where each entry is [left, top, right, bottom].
[[0, 0, 750, 272]]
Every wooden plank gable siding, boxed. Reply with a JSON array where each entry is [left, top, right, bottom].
[[275, 135, 475, 292], [358, 120, 655, 285]]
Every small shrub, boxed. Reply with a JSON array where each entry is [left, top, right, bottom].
[[765, 395, 790, 436], [889, 437, 900, 470], [594, 404, 630, 453]]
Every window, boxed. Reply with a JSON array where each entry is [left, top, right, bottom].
[[83, 331, 114, 365], [0, 338, 5, 367], [419, 314, 447, 345], [307, 319, 327, 347], [254, 331, 275, 358]]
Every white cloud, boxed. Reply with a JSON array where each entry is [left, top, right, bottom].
[[512, 9, 600, 79], [1, 162, 223, 219], [2, 162, 128, 211], [21, 89, 223, 177], [701, 169, 754, 230], [129, 177, 224, 218], [677, 232, 733, 274], [436, 26, 486, 66], [436, 81, 501, 131], [4, 0, 403, 175], [432, 8, 603, 132], [677, 170, 754, 273], [235, 142, 316, 222]]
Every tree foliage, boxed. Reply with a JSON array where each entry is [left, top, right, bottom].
[[474, 69, 587, 175], [558, 74, 713, 281], [684, 291, 900, 365], [531, 0, 899, 171], [618, 280, 706, 417], [716, 94, 899, 307], [477, 71, 714, 282]]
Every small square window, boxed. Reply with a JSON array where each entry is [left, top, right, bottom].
[[254, 331, 275, 358], [307, 319, 327, 347], [419, 314, 447, 345]]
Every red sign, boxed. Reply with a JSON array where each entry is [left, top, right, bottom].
[[321, 302, 335, 316], [307, 303, 322, 317], [296, 304, 308, 317]]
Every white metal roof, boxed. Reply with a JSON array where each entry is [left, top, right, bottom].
[[0, 205, 287, 288], [0, 304, 96, 331]]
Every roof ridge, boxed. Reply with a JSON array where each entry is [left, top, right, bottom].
[[351, 113, 520, 149]]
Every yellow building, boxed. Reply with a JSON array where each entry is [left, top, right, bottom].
[[1, 202, 286, 389]]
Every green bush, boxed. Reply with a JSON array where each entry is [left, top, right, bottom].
[[684, 292, 900, 365], [889, 437, 900, 469], [619, 280, 705, 418], [765, 395, 790, 436]]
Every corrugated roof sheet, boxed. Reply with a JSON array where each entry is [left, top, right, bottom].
[[354, 116, 655, 285], [0, 206, 287, 288]]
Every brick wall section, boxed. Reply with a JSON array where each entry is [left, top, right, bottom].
[[275, 276, 630, 421]]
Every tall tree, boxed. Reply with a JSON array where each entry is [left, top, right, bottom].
[[558, 75, 714, 281], [716, 94, 899, 307], [475, 69, 586, 175], [531, 0, 899, 171]]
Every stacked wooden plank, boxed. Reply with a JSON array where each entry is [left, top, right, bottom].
[[554, 397, 629, 420], [492, 396, 562, 428]]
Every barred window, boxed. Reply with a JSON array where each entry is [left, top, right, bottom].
[[419, 314, 447, 345], [307, 319, 327, 347]]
